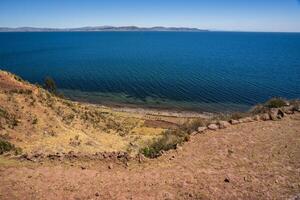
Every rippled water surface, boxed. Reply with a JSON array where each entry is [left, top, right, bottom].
[[0, 32, 300, 112]]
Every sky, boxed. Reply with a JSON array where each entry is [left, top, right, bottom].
[[0, 0, 300, 32]]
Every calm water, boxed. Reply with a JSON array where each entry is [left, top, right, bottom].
[[0, 32, 300, 112]]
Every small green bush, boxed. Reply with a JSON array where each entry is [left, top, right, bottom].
[[44, 76, 57, 93], [265, 98, 287, 108], [0, 139, 15, 154], [140, 129, 188, 158], [14, 147, 23, 155], [0, 107, 9, 119]]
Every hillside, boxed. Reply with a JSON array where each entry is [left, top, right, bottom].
[[0, 70, 197, 158], [0, 70, 300, 199]]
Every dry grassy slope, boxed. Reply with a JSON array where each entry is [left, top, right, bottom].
[[0, 70, 186, 155]]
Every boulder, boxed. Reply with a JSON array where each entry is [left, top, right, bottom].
[[197, 126, 207, 133], [269, 108, 285, 120], [239, 117, 253, 123], [218, 121, 231, 129], [282, 106, 294, 114], [260, 113, 270, 121], [230, 119, 239, 125], [294, 105, 300, 112], [252, 115, 260, 121], [208, 124, 218, 130]]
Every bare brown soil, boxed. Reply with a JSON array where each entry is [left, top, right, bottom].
[[0, 113, 299, 200]]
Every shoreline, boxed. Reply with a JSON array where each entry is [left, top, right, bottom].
[[74, 98, 213, 118], [61, 90, 250, 118]]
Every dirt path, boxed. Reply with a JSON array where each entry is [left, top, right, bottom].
[[1, 114, 300, 200]]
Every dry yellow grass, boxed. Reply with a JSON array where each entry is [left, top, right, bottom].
[[0, 70, 192, 156]]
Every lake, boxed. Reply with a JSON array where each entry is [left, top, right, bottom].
[[0, 31, 300, 112]]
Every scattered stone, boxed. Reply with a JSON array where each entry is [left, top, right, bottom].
[[230, 119, 239, 125], [227, 149, 234, 155], [191, 131, 198, 136], [95, 192, 100, 197], [269, 108, 285, 120], [260, 113, 270, 121], [224, 178, 230, 183], [218, 121, 231, 129], [197, 126, 207, 133], [252, 115, 260, 121], [208, 124, 218, 130], [175, 144, 183, 151], [239, 117, 253, 123], [282, 106, 294, 114], [108, 164, 113, 169], [80, 166, 86, 170]]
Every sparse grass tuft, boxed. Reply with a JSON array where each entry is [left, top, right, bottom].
[[251, 98, 288, 114], [141, 129, 189, 158], [180, 118, 208, 134], [0, 139, 15, 154], [265, 98, 287, 108]]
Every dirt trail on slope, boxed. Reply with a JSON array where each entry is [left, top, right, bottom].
[[1, 113, 300, 200]]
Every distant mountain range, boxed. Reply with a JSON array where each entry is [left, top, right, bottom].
[[0, 26, 209, 32]]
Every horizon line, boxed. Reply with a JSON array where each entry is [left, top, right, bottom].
[[0, 25, 300, 33]]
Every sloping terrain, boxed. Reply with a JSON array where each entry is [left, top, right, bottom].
[[0, 70, 300, 199], [0, 113, 299, 199], [0, 70, 190, 156]]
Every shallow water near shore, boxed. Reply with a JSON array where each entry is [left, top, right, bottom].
[[0, 31, 300, 112]]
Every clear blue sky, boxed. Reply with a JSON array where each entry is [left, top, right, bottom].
[[1, 0, 300, 32]]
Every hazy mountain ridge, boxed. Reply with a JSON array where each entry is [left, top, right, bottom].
[[0, 26, 209, 32]]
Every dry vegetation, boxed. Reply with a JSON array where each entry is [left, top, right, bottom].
[[0, 70, 194, 158]]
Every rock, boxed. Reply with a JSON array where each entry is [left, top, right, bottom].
[[95, 192, 100, 197], [230, 119, 239, 125], [260, 113, 270, 121], [239, 117, 253, 123], [197, 126, 207, 133], [252, 115, 260, 121], [208, 124, 218, 130], [282, 106, 294, 114], [269, 108, 285, 120], [218, 121, 230, 129], [175, 144, 183, 151], [191, 131, 198, 136], [108, 164, 113, 169], [224, 178, 230, 183], [294, 105, 300, 112]]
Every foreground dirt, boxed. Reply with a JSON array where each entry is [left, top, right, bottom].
[[1, 113, 299, 200]]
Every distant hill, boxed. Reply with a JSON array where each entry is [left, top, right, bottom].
[[0, 26, 209, 32]]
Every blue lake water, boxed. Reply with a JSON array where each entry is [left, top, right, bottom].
[[0, 32, 300, 112]]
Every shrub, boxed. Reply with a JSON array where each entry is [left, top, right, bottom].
[[0, 139, 15, 154], [140, 129, 188, 158], [32, 117, 38, 124], [44, 76, 57, 93], [0, 107, 9, 119], [230, 112, 248, 120], [179, 118, 208, 134], [265, 98, 287, 108], [251, 98, 288, 114], [14, 147, 23, 155]]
